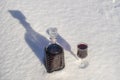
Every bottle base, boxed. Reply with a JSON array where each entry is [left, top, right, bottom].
[[47, 65, 65, 73]]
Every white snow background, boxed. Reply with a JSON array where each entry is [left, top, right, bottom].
[[0, 0, 120, 80]]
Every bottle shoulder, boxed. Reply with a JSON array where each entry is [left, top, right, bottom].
[[46, 43, 63, 54]]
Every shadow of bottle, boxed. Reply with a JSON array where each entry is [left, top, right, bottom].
[[9, 10, 49, 67], [46, 29, 78, 60]]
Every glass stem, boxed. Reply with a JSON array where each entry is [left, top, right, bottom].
[[81, 59, 83, 64]]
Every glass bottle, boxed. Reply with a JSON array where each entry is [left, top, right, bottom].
[[45, 28, 65, 73]]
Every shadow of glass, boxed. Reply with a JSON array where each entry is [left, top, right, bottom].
[[57, 35, 79, 60], [9, 10, 49, 67]]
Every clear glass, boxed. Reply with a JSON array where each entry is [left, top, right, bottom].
[[77, 43, 89, 68], [47, 27, 58, 44], [47, 27, 57, 39]]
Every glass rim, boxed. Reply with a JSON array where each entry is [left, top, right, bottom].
[[77, 42, 88, 50]]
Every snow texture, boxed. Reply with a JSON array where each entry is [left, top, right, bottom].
[[0, 0, 120, 80]]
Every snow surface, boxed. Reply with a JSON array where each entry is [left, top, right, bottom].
[[0, 0, 120, 80]]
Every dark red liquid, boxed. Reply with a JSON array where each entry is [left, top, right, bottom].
[[78, 44, 88, 49], [77, 44, 88, 59], [45, 44, 65, 73]]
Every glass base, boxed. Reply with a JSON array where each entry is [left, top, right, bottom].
[[79, 60, 89, 69]]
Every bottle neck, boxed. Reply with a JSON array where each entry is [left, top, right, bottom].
[[50, 38, 57, 44]]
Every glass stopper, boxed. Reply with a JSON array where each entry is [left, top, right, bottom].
[[47, 27, 58, 39]]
